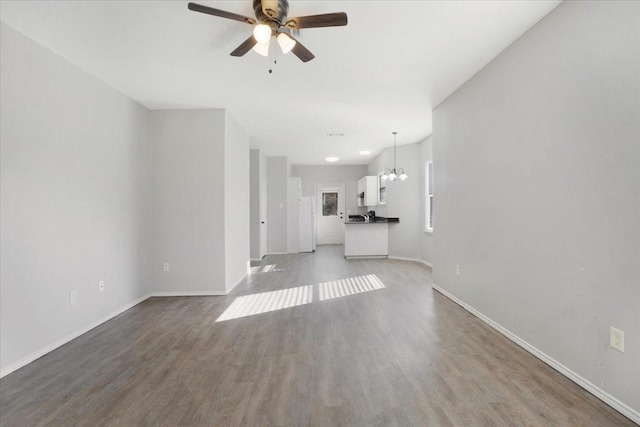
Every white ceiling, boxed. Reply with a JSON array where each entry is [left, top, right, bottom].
[[0, 0, 560, 165]]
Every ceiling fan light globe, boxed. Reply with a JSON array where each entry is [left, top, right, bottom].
[[399, 173, 408, 181], [252, 41, 270, 56], [388, 172, 397, 181], [277, 33, 296, 54], [253, 24, 272, 44]]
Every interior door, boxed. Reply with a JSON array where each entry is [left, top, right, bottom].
[[259, 177, 267, 258], [316, 184, 345, 245]]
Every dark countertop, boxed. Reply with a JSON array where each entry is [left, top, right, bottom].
[[345, 216, 399, 224]]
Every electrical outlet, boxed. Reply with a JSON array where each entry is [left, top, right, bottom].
[[98, 280, 105, 292], [70, 290, 78, 305], [610, 327, 624, 352], [163, 262, 170, 272], [455, 265, 461, 276]]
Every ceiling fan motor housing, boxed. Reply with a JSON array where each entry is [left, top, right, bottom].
[[253, 0, 289, 25]]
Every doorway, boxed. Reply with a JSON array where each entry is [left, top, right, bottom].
[[260, 177, 267, 258], [315, 184, 345, 245]]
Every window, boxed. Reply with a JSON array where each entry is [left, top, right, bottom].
[[425, 161, 433, 232], [322, 192, 338, 216]]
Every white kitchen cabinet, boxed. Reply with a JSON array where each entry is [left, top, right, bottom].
[[344, 223, 388, 258], [357, 176, 379, 207]]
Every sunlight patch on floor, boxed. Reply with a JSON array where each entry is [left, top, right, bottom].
[[217, 274, 386, 322], [319, 274, 385, 301], [216, 285, 312, 322], [248, 264, 279, 274]]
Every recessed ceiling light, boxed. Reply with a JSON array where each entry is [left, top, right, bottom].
[[325, 157, 339, 162], [328, 133, 345, 137], [360, 151, 371, 155]]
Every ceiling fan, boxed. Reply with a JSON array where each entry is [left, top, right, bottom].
[[188, 0, 348, 62]]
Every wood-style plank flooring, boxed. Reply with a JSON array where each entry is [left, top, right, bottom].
[[1, 246, 635, 426]]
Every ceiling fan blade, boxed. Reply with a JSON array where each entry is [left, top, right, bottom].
[[230, 36, 259, 57], [289, 36, 315, 62], [188, 3, 256, 25], [285, 12, 348, 29]]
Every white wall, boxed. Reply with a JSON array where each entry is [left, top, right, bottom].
[[250, 149, 267, 260], [367, 143, 423, 260], [266, 157, 288, 254], [287, 177, 301, 254], [224, 113, 250, 293], [249, 150, 261, 260], [290, 165, 367, 216], [1, 23, 152, 374], [433, 0, 639, 418], [150, 110, 226, 294]]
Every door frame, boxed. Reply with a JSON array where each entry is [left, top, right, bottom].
[[259, 176, 267, 259], [315, 183, 346, 245]]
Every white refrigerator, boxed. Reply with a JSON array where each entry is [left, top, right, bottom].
[[298, 196, 316, 252]]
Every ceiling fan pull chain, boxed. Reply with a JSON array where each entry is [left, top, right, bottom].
[[269, 40, 279, 74]]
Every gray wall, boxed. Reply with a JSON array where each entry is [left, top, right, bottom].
[[433, 0, 639, 415], [0, 22, 251, 377], [223, 113, 250, 292], [291, 165, 367, 216], [150, 110, 226, 294], [1, 23, 152, 374], [267, 157, 288, 254], [367, 143, 423, 260]]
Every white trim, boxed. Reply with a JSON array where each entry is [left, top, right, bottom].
[[388, 256, 433, 270], [423, 229, 433, 235], [266, 252, 288, 255], [345, 255, 388, 260], [425, 161, 433, 231], [1, 293, 151, 379], [151, 291, 227, 297], [431, 284, 640, 424]]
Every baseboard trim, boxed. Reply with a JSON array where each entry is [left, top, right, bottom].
[[0, 293, 152, 379], [266, 252, 288, 255], [345, 255, 388, 259], [151, 291, 227, 297], [431, 284, 640, 424], [388, 256, 433, 270]]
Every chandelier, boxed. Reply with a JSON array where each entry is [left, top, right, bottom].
[[381, 132, 407, 181]]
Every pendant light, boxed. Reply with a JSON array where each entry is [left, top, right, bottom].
[[380, 132, 408, 182]]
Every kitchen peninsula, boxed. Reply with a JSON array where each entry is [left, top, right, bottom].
[[344, 215, 399, 259]]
